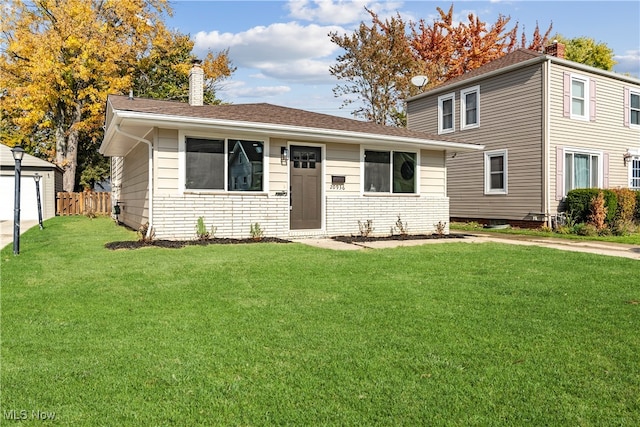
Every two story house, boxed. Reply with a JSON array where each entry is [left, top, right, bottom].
[[406, 44, 640, 227]]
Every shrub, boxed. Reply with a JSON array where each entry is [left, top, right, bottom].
[[195, 217, 216, 240], [635, 191, 640, 222], [573, 223, 598, 236], [566, 189, 616, 223], [394, 215, 408, 236], [610, 188, 637, 223], [250, 223, 264, 240], [587, 191, 607, 232], [358, 220, 374, 237]]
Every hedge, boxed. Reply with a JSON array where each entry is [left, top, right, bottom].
[[565, 189, 617, 223]]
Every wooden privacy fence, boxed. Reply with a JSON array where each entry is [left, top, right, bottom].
[[57, 192, 111, 216]]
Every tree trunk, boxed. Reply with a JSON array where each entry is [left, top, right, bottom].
[[55, 102, 82, 192]]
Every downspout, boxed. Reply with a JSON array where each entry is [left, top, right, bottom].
[[114, 124, 154, 239], [543, 58, 551, 228]]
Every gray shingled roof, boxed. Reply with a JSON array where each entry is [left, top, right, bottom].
[[107, 94, 469, 144]]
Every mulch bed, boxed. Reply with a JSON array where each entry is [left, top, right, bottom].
[[105, 237, 291, 250], [332, 233, 468, 244]]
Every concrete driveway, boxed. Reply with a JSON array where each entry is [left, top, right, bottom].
[[0, 220, 40, 250]]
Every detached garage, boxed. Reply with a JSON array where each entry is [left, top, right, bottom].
[[0, 144, 62, 221]]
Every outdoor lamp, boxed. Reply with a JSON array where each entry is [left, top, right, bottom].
[[34, 173, 43, 230], [623, 151, 632, 167], [281, 147, 289, 164], [11, 145, 25, 255]]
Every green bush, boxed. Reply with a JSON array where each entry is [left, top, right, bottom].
[[566, 189, 617, 224], [636, 191, 640, 221]]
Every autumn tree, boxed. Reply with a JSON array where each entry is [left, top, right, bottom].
[[330, 4, 553, 124], [133, 31, 235, 104], [551, 34, 616, 71], [0, 0, 235, 191], [329, 9, 422, 126]]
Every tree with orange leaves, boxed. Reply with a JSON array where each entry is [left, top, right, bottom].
[[0, 0, 234, 191]]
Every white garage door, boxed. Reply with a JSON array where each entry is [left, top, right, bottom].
[[0, 176, 43, 221]]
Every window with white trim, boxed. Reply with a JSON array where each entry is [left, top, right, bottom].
[[564, 149, 601, 194], [630, 90, 640, 127], [438, 93, 455, 134], [570, 75, 589, 120], [185, 137, 264, 191], [363, 150, 417, 194], [460, 85, 480, 129], [630, 155, 640, 190], [484, 150, 507, 195]]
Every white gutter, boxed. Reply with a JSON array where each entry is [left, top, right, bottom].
[[114, 110, 484, 152], [114, 124, 154, 239]]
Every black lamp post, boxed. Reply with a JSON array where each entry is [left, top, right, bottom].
[[11, 145, 25, 255], [34, 173, 43, 230]]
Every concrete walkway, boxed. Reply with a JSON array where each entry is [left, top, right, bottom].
[[0, 220, 40, 250], [293, 232, 640, 260]]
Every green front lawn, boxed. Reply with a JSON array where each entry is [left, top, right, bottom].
[[2, 217, 639, 426]]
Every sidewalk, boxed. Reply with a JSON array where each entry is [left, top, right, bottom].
[[293, 232, 640, 260], [0, 220, 40, 250]]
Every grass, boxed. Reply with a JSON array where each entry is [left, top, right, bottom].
[[451, 221, 640, 245], [2, 216, 639, 426]]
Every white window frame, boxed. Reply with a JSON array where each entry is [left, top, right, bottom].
[[437, 92, 455, 134], [630, 90, 640, 128], [178, 130, 270, 194], [484, 149, 508, 195], [361, 147, 420, 195], [460, 85, 480, 130], [570, 74, 590, 121], [628, 149, 640, 190], [563, 147, 602, 196]]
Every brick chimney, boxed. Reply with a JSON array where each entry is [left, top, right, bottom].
[[189, 59, 204, 106], [544, 41, 565, 59]]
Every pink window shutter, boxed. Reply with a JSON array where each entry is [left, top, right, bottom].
[[563, 73, 571, 118], [603, 152, 610, 189], [556, 146, 564, 200], [589, 79, 597, 122], [624, 87, 630, 127]]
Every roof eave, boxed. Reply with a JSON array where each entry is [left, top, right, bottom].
[[106, 109, 484, 153], [408, 56, 547, 101]]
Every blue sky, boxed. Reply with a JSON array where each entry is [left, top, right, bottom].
[[166, 0, 640, 117]]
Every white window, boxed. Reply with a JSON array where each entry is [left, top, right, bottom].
[[630, 91, 640, 127], [484, 150, 508, 195], [564, 148, 602, 195], [184, 137, 265, 191], [363, 149, 417, 194], [570, 74, 589, 120], [629, 153, 640, 190], [460, 86, 480, 129], [438, 93, 455, 134]]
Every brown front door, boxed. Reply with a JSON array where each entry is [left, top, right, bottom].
[[290, 145, 322, 230]]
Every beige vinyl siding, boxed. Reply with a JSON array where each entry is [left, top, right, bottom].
[[155, 129, 179, 195], [409, 63, 545, 220], [270, 138, 290, 195], [420, 149, 446, 195], [119, 142, 149, 230], [325, 142, 360, 195], [548, 64, 640, 212]]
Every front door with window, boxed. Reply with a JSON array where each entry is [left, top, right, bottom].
[[290, 145, 322, 230]]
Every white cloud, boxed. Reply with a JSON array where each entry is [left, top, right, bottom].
[[218, 80, 292, 100], [194, 21, 346, 83], [287, 0, 404, 25], [614, 50, 640, 77]]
